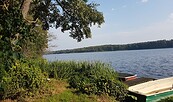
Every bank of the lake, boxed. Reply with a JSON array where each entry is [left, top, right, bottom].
[[0, 60, 126, 102], [46, 39, 173, 55]]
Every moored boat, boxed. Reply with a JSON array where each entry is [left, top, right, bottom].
[[128, 77, 173, 102], [118, 73, 137, 81]]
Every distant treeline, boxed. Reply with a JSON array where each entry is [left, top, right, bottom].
[[47, 39, 173, 54]]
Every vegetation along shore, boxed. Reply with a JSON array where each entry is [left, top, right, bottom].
[[46, 39, 173, 54]]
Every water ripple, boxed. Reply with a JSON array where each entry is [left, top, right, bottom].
[[44, 48, 173, 79]]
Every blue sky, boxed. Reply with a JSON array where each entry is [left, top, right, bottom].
[[48, 0, 173, 51]]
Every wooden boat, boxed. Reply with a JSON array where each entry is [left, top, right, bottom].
[[125, 77, 155, 86], [118, 73, 137, 81], [128, 77, 173, 102]]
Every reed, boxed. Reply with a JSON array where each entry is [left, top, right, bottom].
[[37, 60, 127, 101]]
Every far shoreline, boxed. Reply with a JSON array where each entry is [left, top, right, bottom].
[[45, 47, 173, 55], [45, 39, 173, 55]]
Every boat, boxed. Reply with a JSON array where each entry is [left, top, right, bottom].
[[118, 73, 155, 86], [128, 77, 173, 102], [118, 73, 137, 81]]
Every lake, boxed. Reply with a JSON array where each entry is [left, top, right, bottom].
[[43, 48, 173, 79]]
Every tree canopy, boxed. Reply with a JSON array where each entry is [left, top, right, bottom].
[[30, 0, 104, 41], [0, 0, 104, 85], [0, 0, 104, 58], [0, 0, 104, 99], [0, 0, 104, 81]]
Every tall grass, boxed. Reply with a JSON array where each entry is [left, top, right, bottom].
[[51, 61, 117, 80], [37, 59, 117, 80], [0, 58, 127, 101], [36, 59, 127, 101]]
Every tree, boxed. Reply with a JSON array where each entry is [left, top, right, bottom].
[[30, 0, 104, 41], [22, 0, 104, 41], [0, 0, 104, 57], [0, 0, 104, 82], [0, 0, 104, 99]]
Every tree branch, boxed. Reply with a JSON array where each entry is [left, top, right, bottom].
[[55, 0, 71, 17], [21, 0, 32, 19]]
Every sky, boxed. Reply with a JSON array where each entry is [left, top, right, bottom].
[[48, 0, 173, 51]]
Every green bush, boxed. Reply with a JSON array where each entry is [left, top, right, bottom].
[[41, 61, 127, 101], [68, 62, 127, 101], [0, 59, 47, 99], [47, 61, 79, 79], [39, 61, 80, 79]]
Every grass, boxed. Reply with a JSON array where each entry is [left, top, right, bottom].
[[37, 90, 97, 102], [0, 60, 123, 102], [38, 60, 118, 80], [2, 79, 115, 102], [41, 60, 127, 101], [33, 79, 115, 102]]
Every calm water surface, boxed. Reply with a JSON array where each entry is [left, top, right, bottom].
[[44, 48, 173, 79]]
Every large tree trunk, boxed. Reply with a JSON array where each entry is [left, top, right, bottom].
[[21, 0, 32, 19]]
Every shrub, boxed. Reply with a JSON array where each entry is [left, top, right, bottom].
[[42, 61, 127, 101], [48, 61, 78, 79], [0, 59, 47, 99], [40, 61, 80, 79], [68, 62, 127, 101]]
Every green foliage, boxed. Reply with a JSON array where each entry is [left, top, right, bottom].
[[20, 22, 48, 58], [31, 0, 104, 41], [24, 78, 116, 102], [0, 6, 48, 99], [0, 59, 47, 99], [0, 1, 48, 60], [38, 61, 77, 79], [0, 0, 104, 58], [68, 62, 127, 101], [39, 90, 97, 102], [0, 6, 31, 53], [0, 0, 104, 100], [40, 61, 127, 101], [157, 96, 173, 102]]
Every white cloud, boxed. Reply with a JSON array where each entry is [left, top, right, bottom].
[[122, 5, 127, 8], [166, 13, 173, 23], [115, 18, 173, 43], [111, 8, 115, 11], [141, 0, 149, 3], [169, 13, 173, 19]]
